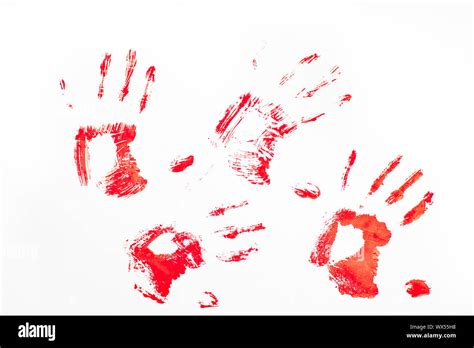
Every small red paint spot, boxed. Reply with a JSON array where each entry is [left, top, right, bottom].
[[293, 182, 321, 199], [98, 53, 112, 99], [209, 201, 249, 217], [401, 192, 434, 226], [127, 225, 204, 304], [216, 223, 265, 239], [252, 58, 258, 70], [339, 94, 352, 106], [342, 150, 357, 190], [170, 155, 194, 173], [60, 79, 66, 90], [74, 123, 147, 198], [199, 291, 219, 308], [217, 246, 259, 262], [406, 279, 430, 297], [310, 209, 392, 298], [119, 49, 137, 102]]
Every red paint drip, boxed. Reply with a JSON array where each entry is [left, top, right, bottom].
[[299, 53, 319, 64], [406, 279, 430, 297], [170, 155, 194, 173], [140, 66, 156, 113], [209, 201, 249, 217], [60, 79, 66, 90], [368, 155, 403, 196], [215, 93, 303, 185], [127, 225, 204, 303], [199, 291, 219, 308], [293, 182, 321, 199], [74, 123, 147, 198], [217, 246, 259, 262], [386, 169, 423, 205], [342, 150, 357, 190], [310, 209, 392, 298], [339, 94, 352, 106], [98, 53, 112, 99], [216, 223, 265, 239], [119, 49, 137, 101], [401, 192, 434, 226]]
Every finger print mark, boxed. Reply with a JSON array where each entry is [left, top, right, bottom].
[[119, 49, 137, 102], [140, 66, 156, 113], [401, 192, 434, 226], [341, 150, 357, 191], [98, 53, 112, 99], [386, 169, 423, 205], [209, 200, 249, 217], [368, 155, 403, 196]]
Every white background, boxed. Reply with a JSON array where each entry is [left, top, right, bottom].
[[0, 0, 472, 314]]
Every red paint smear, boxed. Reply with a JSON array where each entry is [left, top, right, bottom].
[[339, 94, 352, 106], [209, 201, 249, 217], [98, 53, 112, 99], [301, 112, 325, 124], [119, 49, 137, 102], [401, 192, 434, 226], [170, 155, 194, 173], [252, 58, 258, 70], [216, 223, 265, 239], [299, 53, 319, 64], [217, 246, 258, 262], [406, 279, 430, 297], [199, 291, 219, 308], [279, 71, 295, 86], [293, 182, 321, 199], [309, 209, 392, 298], [342, 150, 357, 190], [59, 79, 66, 90], [215, 93, 313, 185], [386, 169, 423, 205], [140, 66, 156, 113], [74, 123, 147, 198], [127, 225, 204, 303], [296, 65, 340, 98], [368, 155, 403, 196]]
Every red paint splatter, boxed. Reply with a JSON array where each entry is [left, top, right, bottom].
[[119, 49, 137, 102], [127, 225, 204, 303], [170, 155, 194, 173], [98, 53, 112, 99], [59, 79, 66, 90], [215, 93, 321, 185], [368, 155, 403, 196], [216, 223, 265, 239], [209, 201, 249, 217], [217, 246, 259, 262], [386, 169, 423, 205], [299, 53, 319, 65], [74, 123, 147, 198], [293, 182, 321, 199], [406, 279, 430, 297], [401, 192, 434, 226], [199, 291, 219, 308], [342, 150, 357, 190], [140, 66, 156, 113], [339, 94, 352, 106], [310, 209, 392, 298]]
